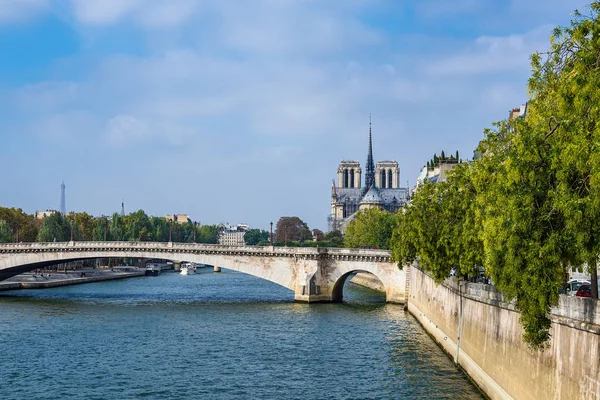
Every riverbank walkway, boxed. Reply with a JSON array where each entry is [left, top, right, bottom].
[[0, 269, 144, 291]]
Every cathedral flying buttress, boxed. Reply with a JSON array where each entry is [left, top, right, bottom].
[[329, 119, 409, 233]]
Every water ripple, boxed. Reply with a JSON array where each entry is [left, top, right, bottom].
[[0, 270, 483, 399]]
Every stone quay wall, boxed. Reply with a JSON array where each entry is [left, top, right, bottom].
[[0, 271, 144, 291], [407, 264, 600, 400]]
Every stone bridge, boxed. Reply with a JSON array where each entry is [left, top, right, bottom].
[[0, 242, 406, 303]]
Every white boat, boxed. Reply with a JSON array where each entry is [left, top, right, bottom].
[[180, 262, 196, 275], [145, 264, 162, 276]]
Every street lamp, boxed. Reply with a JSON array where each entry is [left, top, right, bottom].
[[70, 214, 74, 242], [169, 219, 173, 243], [104, 217, 108, 241], [193, 221, 197, 243], [270, 221, 273, 246]]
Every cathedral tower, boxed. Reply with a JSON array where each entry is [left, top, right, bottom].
[[375, 161, 400, 188], [337, 161, 361, 188], [365, 115, 376, 188]]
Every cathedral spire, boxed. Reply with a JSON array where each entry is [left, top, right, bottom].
[[365, 114, 376, 188]]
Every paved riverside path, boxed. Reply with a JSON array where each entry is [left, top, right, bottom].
[[0, 269, 144, 291]]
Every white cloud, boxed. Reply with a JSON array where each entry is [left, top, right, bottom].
[[26, 110, 99, 141], [217, 3, 381, 55], [426, 26, 552, 76], [102, 114, 196, 148], [7, 0, 579, 228], [0, 0, 47, 23], [103, 115, 150, 147], [68, 0, 140, 25]]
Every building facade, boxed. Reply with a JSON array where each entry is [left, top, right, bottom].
[[35, 210, 58, 220], [218, 223, 249, 246], [165, 214, 191, 224], [329, 122, 409, 232]]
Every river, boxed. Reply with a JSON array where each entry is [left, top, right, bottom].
[[0, 268, 483, 399]]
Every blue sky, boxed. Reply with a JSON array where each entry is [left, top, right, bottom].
[[0, 0, 591, 231]]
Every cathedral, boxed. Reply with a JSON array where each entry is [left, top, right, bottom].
[[329, 121, 409, 232]]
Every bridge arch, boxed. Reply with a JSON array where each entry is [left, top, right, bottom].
[[0, 243, 310, 294], [0, 255, 300, 296], [331, 270, 387, 302]]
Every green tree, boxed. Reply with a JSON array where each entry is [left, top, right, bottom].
[[345, 208, 397, 250], [197, 224, 219, 244], [0, 220, 13, 243], [274, 217, 310, 244], [392, 163, 482, 281], [179, 221, 196, 243], [298, 227, 312, 242], [92, 217, 109, 241], [37, 213, 71, 242], [127, 210, 151, 241], [244, 229, 269, 245], [528, 4, 600, 300], [311, 229, 324, 241], [74, 212, 95, 241], [319, 230, 344, 247], [0, 207, 39, 242], [391, 181, 445, 275], [471, 4, 600, 346], [389, 5, 600, 348], [149, 217, 170, 242], [109, 213, 126, 241]]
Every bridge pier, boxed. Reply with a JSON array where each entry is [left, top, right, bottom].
[[294, 285, 333, 303], [213, 266, 221, 273], [293, 276, 335, 303]]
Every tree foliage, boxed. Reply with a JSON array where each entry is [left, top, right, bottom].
[[196, 224, 219, 244], [37, 213, 72, 242], [0, 207, 39, 242], [529, 4, 600, 300], [274, 217, 310, 244], [345, 208, 397, 249], [92, 217, 109, 241], [0, 207, 218, 245], [244, 229, 269, 245], [311, 229, 324, 241], [392, 164, 482, 281], [0, 220, 13, 243], [73, 212, 95, 241], [391, 3, 600, 348]]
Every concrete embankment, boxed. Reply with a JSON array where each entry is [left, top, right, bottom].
[[349, 272, 385, 292], [407, 264, 600, 400], [0, 270, 145, 291]]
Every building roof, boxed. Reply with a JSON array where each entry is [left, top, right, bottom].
[[360, 186, 383, 204]]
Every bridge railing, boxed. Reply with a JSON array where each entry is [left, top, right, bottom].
[[0, 241, 391, 257]]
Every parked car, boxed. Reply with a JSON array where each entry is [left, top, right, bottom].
[[563, 279, 591, 295], [575, 284, 592, 298]]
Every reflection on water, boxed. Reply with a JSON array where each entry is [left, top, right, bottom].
[[0, 269, 482, 399]]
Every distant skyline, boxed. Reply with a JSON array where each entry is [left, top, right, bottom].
[[0, 0, 591, 230]]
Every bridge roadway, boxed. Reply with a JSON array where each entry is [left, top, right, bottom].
[[0, 242, 406, 303]]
